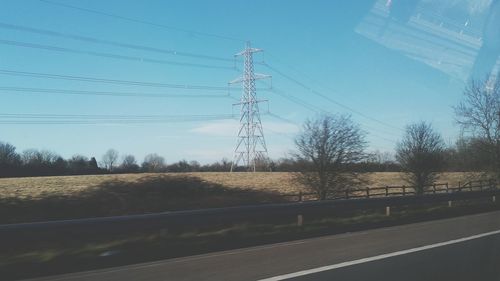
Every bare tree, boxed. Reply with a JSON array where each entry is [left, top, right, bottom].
[[89, 157, 99, 171], [396, 122, 445, 194], [220, 158, 231, 171], [254, 155, 272, 172], [120, 154, 139, 172], [189, 160, 201, 172], [371, 150, 395, 164], [142, 153, 166, 172], [102, 149, 119, 172], [0, 142, 21, 177], [20, 149, 60, 176], [294, 114, 367, 200], [68, 155, 90, 174], [21, 149, 59, 166], [0, 142, 20, 166], [454, 78, 500, 178]]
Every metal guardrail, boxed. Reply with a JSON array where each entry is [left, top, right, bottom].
[[0, 184, 498, 238]]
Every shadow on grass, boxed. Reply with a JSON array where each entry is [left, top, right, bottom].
[[0, 174, 287, 224]]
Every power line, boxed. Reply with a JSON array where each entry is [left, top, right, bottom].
[[367, 132, 399, 145], [268, 110, 398, 145], [0, 39, 234, 70], [0, 22, 234, 63], [39, 0, 244, 42], [0, 86, 235, 99], [0, 113, 236, 124], [2, 0, 399, 145], [264, 113, 300, 139], [266, 112, 300, 126], [0, 113, 233, 119], [266, 86, 401, 142], [261, 60, 405, 132], [0, 69, 236, 91], [264, 113, 398, 146], [261, 93, 397, 145], [268, 86, 326, 113], [0, 120, 230, 124], [0, 111, 283, 125], [264, 127, 297, 139]]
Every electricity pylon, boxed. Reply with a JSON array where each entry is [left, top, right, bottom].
[[230, 41, 270, 172]]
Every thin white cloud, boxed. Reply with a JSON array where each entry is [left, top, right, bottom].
[[190, 120, 239, 137], [155, 135, 183, 139], [265, 122, 300, 134], [185, 149, 232, 161], [190, 120, 300, 137]]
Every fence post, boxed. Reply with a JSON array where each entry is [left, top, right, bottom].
[[402, 185, 406, 196], [445, 183, 449, 193], [448, 200, 452, 207], [385, 186, 389, 197], [493, 196, 496, 203], [385, 206, 391, 216], [297, 214, 303, 226], [366, 187, 370, 198], [458, 181, 461, 192]]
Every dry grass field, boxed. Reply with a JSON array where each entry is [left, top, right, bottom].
[[0, 172, 481, 200], [0, 172, 483, 224]]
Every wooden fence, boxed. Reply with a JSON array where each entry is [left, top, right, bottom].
[[284, 180, 498, 202]]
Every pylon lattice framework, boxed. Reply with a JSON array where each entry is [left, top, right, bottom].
[[230, 42, 270, 172]]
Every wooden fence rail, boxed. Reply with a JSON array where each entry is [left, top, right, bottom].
[[284, 180, 497, 202]]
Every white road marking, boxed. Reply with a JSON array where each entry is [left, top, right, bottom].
[[258, 229, 500, 281]]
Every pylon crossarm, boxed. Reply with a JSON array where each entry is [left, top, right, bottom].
[[229, 77, 245, 84], [255, 73, 271, 80]]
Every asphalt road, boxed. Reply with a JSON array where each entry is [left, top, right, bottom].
[[25, 211, 500, 281]]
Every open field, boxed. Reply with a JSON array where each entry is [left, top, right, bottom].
[[0, 172, 483, 224], [0, 172, 481, 200]]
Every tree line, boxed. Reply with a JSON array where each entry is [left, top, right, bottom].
[[0, 145, 240, 178], [0, 136, 493, 179], [0, 78, 498, 185]]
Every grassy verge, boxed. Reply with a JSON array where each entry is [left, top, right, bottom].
[[2, 198, 499, 280]]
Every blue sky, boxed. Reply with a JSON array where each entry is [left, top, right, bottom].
[[0, 0, 490, 164]]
